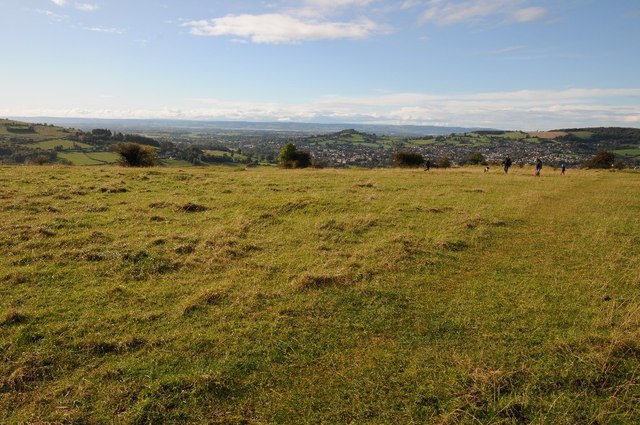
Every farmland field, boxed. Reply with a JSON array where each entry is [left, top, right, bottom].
[[25, 140, 93, 150], [1, 165, 639, 423], [57, 151, 118, 165], [615, 148, 640, 158]]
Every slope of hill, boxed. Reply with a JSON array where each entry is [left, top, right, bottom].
[[0, 119, 118, 165], [11, 117, 486, 136], [3, 119, 639, 167], [1, 165, 639, 423]]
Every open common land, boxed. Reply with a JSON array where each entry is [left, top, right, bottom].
[[1, 165, 639, 423]]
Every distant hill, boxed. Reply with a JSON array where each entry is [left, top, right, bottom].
[[3, 118, 639, 167], [10, 117, 489, 137]]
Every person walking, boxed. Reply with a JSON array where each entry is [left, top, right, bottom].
[[503, 155, 512, 173], [425, 159, 431, 171], [535, 157, 542, 177], [560, 163, 566, 175]]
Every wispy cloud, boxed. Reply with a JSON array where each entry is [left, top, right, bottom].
[[401, 0, 422, 10], [35, 9, 69, 22], [510, 7, 545, 22], [476, 45, 527, 55], [51, 0, 67, 6], [84, 26, 123, 34], [184, 14, 391, 44], [419, 0, 546, 26], [75, 3, 99, 12], [291, 0, 374, 18]]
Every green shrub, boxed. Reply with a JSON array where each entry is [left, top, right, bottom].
[[113, 143, 159, 167], [436, 157, 452, 168], [393, 150, 424, 168], [467, 152, 487, 165], [584, 151, 616, 169], [278, 143, 311, 168]]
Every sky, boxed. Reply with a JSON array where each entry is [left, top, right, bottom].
[[1, 0, 639, 130]]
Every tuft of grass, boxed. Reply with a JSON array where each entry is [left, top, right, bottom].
[[293, 272, 350, 291], [182, 289, 225, 315], [179, 202, 208, 212], [1, 309, 29, 326]]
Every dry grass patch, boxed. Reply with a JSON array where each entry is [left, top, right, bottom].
[[182, 289, 226, 315], [1, 308, 29, 326], [293, 272, 351, 291]]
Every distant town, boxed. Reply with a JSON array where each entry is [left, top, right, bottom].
[[2, 118, 639, 168]]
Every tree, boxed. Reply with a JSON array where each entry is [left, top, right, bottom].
[[585, 151, 616, 169], [278, 143, 311, 168], [92, 129, 112, 138], [467, 152, 486, 165], [392, 150, 424, 168], [113, 143, 158, 167]]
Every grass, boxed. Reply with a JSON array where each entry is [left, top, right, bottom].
[[527, 131, 568, 139], [409, 139, 436, 146], [57, 151, 118, 165], [615, 148, 640, 158], [570, 131, 594, 139], [0, 119, 74, 141], [1, 165, 639, 423], [26, 140, 93, 150], [503, 131, 529, 140], [204, 150, 248, 161]]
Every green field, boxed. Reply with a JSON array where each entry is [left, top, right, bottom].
[[409, 138, 436, 146], [615, 148, 640, 158], [204, 150, 248, 161], [571, 131, 594, 139], [57, 151, 119, 165], [502, 132, 528, 140], [0, 119, 74, 142], [25, 140, 93, 150], [1, 166, 639, 423]]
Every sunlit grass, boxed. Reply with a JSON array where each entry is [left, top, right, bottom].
[[1, 165, 639, 423]]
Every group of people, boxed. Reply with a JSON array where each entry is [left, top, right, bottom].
[[423, 155, 567, 176], [502, 155, 566, 176]]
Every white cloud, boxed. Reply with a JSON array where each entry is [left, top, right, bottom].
[[184, 0, 391, 44], [5, 88, 639, 130], [51, 0, 67, 6], [419, 0, 546, 26], [75, 3, 99, 12], [184, 14, 391, 44]]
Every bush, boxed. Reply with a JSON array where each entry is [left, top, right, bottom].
[[278, 143, 311, 168], [436, 157, 452, 168], [467, 152, 487, 165], [30, 155, 50, 165], [392, 151, 424, 168], [584, 151, 616, 169], [113, 143, 159, 167]]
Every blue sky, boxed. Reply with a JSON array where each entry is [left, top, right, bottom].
[[1, 0, 639, 129]]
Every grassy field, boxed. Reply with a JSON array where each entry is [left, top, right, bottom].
[[57, 152, 119, 165], [26, 140, 93, 150], [1, 165, 639, 423], [615, 148, 640, 159], [0, 119, 74, 142]]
